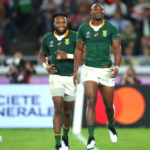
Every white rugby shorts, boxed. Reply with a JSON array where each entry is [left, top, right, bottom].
[[49, 74, 76, 101], [82, 64, 115, 87]]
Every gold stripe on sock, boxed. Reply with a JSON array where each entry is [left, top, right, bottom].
[[63, 124, 69, 130], [55, 133, 61, 136]]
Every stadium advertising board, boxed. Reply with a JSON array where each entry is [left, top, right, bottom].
[[0, 85, 54, 128], [82, 85, 150, 127]]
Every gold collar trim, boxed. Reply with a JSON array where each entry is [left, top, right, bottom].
[[54, 29, 69, 38], [89, 20, 105, 28]]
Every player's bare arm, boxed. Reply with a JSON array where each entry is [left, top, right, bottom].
[[39, 51, 57, 74], [73, 41, 84, 85], [111, 39, 122, 78], [81, 47, 86, 62]]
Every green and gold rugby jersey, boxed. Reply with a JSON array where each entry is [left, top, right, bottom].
[[40, 30, 76, 76], [77, 20, 120, 68]]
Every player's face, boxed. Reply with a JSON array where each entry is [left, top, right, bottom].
[[91, 4, 104, 21], [54, 16, 67, 35]]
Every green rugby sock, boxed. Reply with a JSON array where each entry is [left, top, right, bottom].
[[88, 125, 95, 138], [54, 132, 61, 145], [108, 117, 114, 128], [62, 124, 70, 138]]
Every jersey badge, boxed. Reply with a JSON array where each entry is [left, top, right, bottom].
[[86, 31, 91, 38], [102, 30, 107, 37], [49, 41, 54, 47], [94, 32, 98, 37], [57, 41, 62, 46], [65, 39, 70, 45]]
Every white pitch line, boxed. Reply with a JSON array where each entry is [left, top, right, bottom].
[[74, 134, 99, 150]]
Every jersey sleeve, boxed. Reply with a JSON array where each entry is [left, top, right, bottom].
[[40, 34, 49, 53], [76, 25, 85, 42], [111, 25, 120, 40]]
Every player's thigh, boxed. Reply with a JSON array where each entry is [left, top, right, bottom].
[[63, 101, 74, 113], [84, 81, 99, 100], [53, 96, 64, 111], [100, 85, 114, 106]]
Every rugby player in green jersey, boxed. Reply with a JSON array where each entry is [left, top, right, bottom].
[[74, 3, 122, 149], [39, 13, 76, 150]]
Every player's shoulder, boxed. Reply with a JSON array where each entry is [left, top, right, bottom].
[[43, 32, 53, 40], [105, 20, 118, 29], [69, 30, 77, 36]]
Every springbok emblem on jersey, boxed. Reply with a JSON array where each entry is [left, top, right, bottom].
[[94, 32, 98, 37], [57, 41, 62, 46], [102, 30, 107, 37], [65, 39, 70, 45]]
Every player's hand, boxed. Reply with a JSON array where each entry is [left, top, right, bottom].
[[46, 64, 57, 74], [110, 66, 119, 78], [73, 72, 79, 86], [56, 50, 67, 59]]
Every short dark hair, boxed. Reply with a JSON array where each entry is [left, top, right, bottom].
[[53, 13, 68, 21]]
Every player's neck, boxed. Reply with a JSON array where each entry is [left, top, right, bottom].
[[54, 29, 68, 36], [55, 31, 65, 36], [91, 19, 103, 26], [54, 29, 69, 37]]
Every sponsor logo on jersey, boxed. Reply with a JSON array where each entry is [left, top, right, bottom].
[[102, 30, 107, 37], [57, 42, 62, 46], [65, 39, 70, 45], [49, 41, 54, 47], [86, 31, 91, 38]]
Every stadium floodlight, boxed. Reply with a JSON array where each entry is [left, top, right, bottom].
[[72, 66, 84, 134]]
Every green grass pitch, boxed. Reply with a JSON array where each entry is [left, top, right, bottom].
[[0, 128, 150, 150]]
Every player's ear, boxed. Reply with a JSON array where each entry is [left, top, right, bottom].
[[90, 10, 92, 17], [53, 18, 56, 26], [102, 9, 104, 15], [66, 20, 68, 26], [53, 22, 55, 27], [65, 17, 68, 24]]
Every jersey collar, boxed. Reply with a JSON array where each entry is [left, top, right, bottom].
[[53, 29, 69, 38], [89, 19, 105, 29]]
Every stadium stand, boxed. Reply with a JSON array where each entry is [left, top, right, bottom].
[[0, 0, 149, 83]]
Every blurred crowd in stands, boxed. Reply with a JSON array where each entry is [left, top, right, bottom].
[[0, 0, 149, 57], [5, 51, 35, 83], [36, 0, 150, 61], [120, 66, 141, 84], [0, 0, 149, 84], [0, 0, 33, 55]]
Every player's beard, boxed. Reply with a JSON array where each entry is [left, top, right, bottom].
[[94, 17, 103, 22], [54, 27, 67, 35], [93, 13, 104, 22]]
